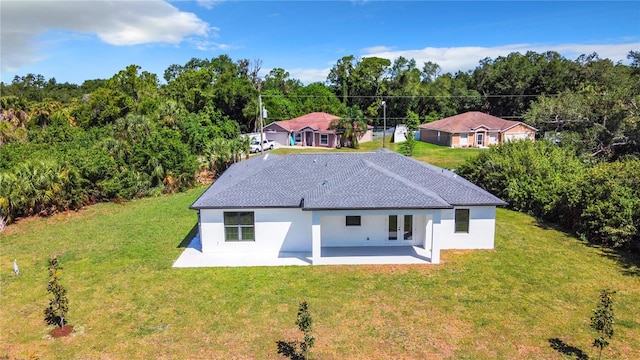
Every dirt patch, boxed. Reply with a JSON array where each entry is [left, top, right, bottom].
[[50, 325, 73, 338]]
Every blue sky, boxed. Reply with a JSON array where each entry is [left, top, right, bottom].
[[1, 0, 639, 85]]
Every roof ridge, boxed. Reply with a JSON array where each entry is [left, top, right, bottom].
[[361, 159, 449, 205], [189, 153, 283, 209], [302, 157, 368, 204], [403, 154, 507, 205]]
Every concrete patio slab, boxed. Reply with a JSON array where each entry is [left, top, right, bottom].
[[173, 235, 434, 268]]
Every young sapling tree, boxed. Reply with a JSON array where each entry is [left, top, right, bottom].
[[590, 289, 616, 360], [44, 255, 69, 329], [276, 300, 315, 360]]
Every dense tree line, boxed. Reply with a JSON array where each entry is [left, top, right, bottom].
[[1, 51, 638, 245], [457, 140, 640, 251]]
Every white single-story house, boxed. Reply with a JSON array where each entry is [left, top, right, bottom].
[[263, 112, 372, 148], [186, 150, 506, 267], [419, 111, 537, 148]]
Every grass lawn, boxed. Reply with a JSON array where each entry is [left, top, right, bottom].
[[271, 138, 481, 169], [1, 186, 639, 359], [406, 141, 482, 169]]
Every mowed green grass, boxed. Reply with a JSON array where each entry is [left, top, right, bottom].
[[1, 187, 639, 359], [272, 138, 480, 169], [406, 140, 482, 169]]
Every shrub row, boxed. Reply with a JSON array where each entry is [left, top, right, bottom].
[[457, 140, 640, 250], [0, 120, 198, 223]]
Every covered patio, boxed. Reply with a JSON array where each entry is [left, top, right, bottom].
[[172, 234, 434, 267]]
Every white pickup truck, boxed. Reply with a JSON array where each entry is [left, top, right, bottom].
[[250, 139, 275, 153]]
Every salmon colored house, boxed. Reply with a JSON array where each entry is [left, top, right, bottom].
[[264, 112, 372, 148], [419, 112, 537, 148]]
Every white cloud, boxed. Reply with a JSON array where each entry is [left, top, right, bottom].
[[287, 67, 332, 85], [190, 39, 239, 52], [290, 43, 640, 84], [0, 0, 211, 73], [196, 0, 223, 10], [362, 45, 394, 54], [363, 43, 640, 75]]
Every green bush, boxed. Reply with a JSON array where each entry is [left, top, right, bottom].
[[0, 160, 85, 222], [457, 139, 584, 220], [575, 160, 640, 248], [457, 140, 639, 250]]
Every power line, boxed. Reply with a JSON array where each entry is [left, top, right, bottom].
[[260, 94, 553, 99]]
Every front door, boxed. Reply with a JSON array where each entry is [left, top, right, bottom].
[[476, 132, 484, 147], [388, 215, 415, 244], [305, 132, 314, 146]]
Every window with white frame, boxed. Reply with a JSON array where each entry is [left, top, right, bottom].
[[294, 132, 302, 143], [459, 133, 469, 146], [223, 212, 255, 241], [454, 209, 470, 233], [320, 134, 329, 145]]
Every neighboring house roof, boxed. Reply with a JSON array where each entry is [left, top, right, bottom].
[[266, 112, 341, 133], [419, 111, 537, 133], [191, 150, 507, 210]]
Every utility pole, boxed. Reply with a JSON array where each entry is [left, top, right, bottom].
[[258, 92, 264, 153], [382, 100, 387, 149]]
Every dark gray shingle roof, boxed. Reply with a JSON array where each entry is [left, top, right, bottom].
[[190, 150, 506, 210]]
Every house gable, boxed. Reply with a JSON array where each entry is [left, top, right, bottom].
[[263, 122, 290, 133], [470, 124, 491, 131], [502, 122, 538, 133]]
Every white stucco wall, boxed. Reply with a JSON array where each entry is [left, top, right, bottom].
[[199, 208, 311, 254], [437, 206, 496, 249], [198, 206, 496, 256], [318, 209, 433, 247], [321, 213, 386, 246]]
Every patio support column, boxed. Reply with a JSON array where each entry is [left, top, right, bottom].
[[431, 237, 440, 264], [423, 215, 431, 251], [311, 212, 322, 265], [427, 215, 440, 264], [422, 214, 440, 264]]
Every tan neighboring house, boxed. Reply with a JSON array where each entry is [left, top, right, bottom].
[[264, 112, 372, 148], [419, 111, 537, 148]]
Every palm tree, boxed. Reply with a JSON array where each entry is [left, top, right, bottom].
[[114, 114, 151, 143], [231, 136, 251, 162], [99, 137, 131, 164], [4, 160, 79, 219], [0, 122, 15, 144], [29, 100, 62, 130], [157, 100, 183, 127], [331, 106, 368, 149], [207, 138, 233, 176], [50, 106, 77, 127], [0, 172, 17, 221]]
